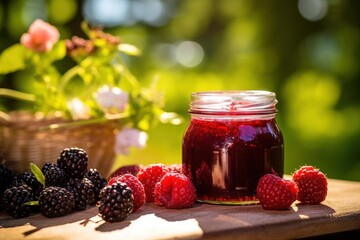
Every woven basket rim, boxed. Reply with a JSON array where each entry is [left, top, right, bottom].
[[0, 110, 118, 131]]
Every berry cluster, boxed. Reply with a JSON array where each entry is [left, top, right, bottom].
[[4, 151, 328, 221], [103, 163, 196, 222], [256, 165, 328, 210], [0, 147, 107, 218]]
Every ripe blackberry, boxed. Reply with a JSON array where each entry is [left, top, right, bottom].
[[0, 164, 14, 210], [0, 164, 14, 191], [85, 169, 107, 202], [39, 187, 75, 217], [12, 172, 43, 198], [2, 184, 34, 218], [42, 162, 54, 174], [43, 163, 68, 187], [109, 174, 145, 212], [57, 147, 88, 178], [98, 182, 133, 222], [66, 177, 95, 210]]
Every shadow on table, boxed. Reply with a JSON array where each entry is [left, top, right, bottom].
[[94, 206, 150, 232], [94, 218, 131, 232], [0, 206, 99, 236]]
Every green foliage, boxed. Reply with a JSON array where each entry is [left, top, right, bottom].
[[0, 44, 29, 74], [30, 163, 45, 187], [1, 0, 359, 181]]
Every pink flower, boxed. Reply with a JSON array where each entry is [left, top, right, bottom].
[[20, 19, 60, 52]]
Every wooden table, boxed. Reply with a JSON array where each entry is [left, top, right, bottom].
[[1, 178, 360, 240]]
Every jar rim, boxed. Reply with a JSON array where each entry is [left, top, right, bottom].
[[189, 90, 278, 115]]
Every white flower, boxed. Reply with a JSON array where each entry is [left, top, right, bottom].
[[115, 128, 148, 155], [94, 85, 129, 113], [67, 98, 91, 120]]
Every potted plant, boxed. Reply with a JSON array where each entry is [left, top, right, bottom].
[[0, 19, 180, 176]]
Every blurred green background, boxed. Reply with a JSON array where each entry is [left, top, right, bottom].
[[0, 0, 359, 181]]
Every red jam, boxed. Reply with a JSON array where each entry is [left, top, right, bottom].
[[182, 91, 284, 205]]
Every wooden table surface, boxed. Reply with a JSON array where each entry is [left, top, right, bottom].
[[1, 177, 360, 240]]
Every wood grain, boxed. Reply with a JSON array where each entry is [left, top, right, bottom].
[[1, 178, 360, 240]]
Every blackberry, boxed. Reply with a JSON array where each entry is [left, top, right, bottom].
[[0, 164, 14, 191], [43, 163, 68, 187], [12, 172, 43, 198], [42, 162, 55, 174], [39, 187, 75, 217], [0, 164, 14, 210], [98, 182, 133, 222], [57, 147, 88, 178], [66, 177, 95, 210], [85, 169, 107, 201], [2, 184, 34, 218]]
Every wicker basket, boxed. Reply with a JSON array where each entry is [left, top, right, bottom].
[[0, 111, 117, 177]]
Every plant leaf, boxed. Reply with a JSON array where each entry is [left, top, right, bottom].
[[0, 44, 28, 74], [25, 200, 39, 206], [42, 41, 66, 64], [30, 163, 46, 187]]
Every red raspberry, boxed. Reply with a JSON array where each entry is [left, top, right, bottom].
[[109, 164, 142, 179], [167, 164, 182, 173], [154, 172, 196, 209], [292, 166, 327, 204], [108, 174, 145, 212], [137, 164, 169, 202], [256, 174, 299, 210]]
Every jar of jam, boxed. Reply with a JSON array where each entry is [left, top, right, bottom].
[[182, 91, 284, 205]]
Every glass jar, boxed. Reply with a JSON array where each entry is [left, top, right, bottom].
[[182, 91, 284, 205]]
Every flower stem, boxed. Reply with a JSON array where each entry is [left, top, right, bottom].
[[0, 88, 36, 101], [115, 56, 141, 89], [59, 66, 82, 90]]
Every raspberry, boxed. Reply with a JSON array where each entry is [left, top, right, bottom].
[[109, 174, 145, 212], [292, 166, 327, 204], [154, 172, 196, 209], [109, 164, 142, 179], [256, 174, 298, 210], [167, 164, 182, 173], [137, 164, 169, 202]]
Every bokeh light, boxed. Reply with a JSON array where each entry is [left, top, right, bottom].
[[22, 0, 47, 25], [298, 0, 328, 21], [83, 0, 175, 27], [175, 41, 204, 68]]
